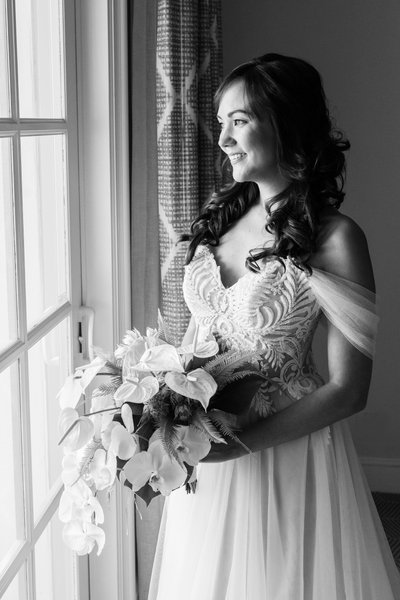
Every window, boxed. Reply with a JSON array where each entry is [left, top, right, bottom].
[[0, 0, 82, 597]]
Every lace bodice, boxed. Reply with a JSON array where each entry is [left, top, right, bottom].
[[183, 245, 378, 407]]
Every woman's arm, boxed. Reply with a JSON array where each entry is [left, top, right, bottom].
[[203, 214, 375, 462]]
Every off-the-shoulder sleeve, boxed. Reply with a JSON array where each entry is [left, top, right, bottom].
[[308, 268, 378, 359]]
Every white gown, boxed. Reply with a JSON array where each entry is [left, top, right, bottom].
[[149, 245, 400, 600]]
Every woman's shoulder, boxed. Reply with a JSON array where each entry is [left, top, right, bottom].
[[310, 207, 375, 291]]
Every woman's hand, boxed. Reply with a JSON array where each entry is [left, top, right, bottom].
[[200, 437, 249, 463]]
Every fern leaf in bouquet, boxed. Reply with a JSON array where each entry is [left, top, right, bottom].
[[203, 348, 263, 389], [191, 409, 227, 444], [207, 409, 252, 454]]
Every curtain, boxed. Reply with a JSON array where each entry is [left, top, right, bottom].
[[157, 0, 223, 344], [129, 1, 222, 598], [130, 0, 160, 334]]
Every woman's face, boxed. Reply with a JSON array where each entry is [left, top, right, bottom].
[[217, 79, 280, 188]]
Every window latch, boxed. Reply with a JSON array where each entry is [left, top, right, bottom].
[[75, 306, 95, 366]]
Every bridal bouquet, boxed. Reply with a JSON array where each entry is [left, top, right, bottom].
[[57, 315, 269, 555]]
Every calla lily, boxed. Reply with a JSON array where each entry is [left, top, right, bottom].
[[90, 389, 116, 438], [62, 520, 105, 556], [114, 375, 159, 406], [108, 422, 136, 460], [173, 425, 211, 466], [132, 344, 184, 373], [101, 421, 117, 450], [123, 438, 186, 495], [178, 339, 219, 359], [164, 368, 217, 409], [121, 403, 134, 433], [57, 374, 84, 409], [89, 449, 117, 490], [59, 407, 95, 450], [79, 357, 107, 390], [59, 480, 104, 525]]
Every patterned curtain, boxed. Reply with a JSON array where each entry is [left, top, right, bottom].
[[157, 0, 223, 343], [132, 4, 222, 599]]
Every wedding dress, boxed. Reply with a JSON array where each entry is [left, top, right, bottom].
[[149, 245, 400, 600]]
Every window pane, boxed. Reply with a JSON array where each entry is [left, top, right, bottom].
[[28, 318, 71, 519], [0, 364, 24, 574], [34, 511, 75, 600], [0, 137, 18, 350], [15, 0, 65, 118], [1, 564, 27, 600], [21, 134, 70, 328], [0, 0, 11, 117]]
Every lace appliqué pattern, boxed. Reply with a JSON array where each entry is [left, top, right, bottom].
[[183, 245, 323, 405]]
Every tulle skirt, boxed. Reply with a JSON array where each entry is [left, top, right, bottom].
[[148, 421, 400, 600]]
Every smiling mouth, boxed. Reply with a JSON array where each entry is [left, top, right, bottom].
[[229, 153, 246, 164]]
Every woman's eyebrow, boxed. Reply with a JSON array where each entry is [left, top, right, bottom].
[[217, 109, 252, 119]]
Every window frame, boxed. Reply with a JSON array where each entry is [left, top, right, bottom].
[[0, 0, 83, 597], [74, 0, 133, 599], [0, 0, 133, 597]]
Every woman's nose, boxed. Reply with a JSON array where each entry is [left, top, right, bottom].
[[218, 125, 234, 149]]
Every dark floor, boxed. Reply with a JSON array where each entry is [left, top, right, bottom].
[[373, 492, 400, 570]]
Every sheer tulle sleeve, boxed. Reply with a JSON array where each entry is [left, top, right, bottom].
[[308, 268, 378, 359]]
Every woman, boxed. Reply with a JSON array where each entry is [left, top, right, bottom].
[[149, 54, 400, 599]]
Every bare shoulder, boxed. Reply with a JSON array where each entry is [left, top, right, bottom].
[[310, 207, 375, 291]]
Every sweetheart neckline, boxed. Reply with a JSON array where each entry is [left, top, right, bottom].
[[198, 244, 287, 291], [199, 245, 256, 291]]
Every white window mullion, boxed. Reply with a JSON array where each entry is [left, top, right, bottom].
[[19, 352, 36, 600], [12, 117, 30, 600], [12, 113, 35, 597], [12, 130, 27, 344], [6, 0, 19, 121]]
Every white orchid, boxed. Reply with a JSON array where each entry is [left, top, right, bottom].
[[173, 425, 211, 466], [61, 452, 80, 486], [105, 422, 137, 460], [59, 477, 106, 555], [62, 520, 105, 556], [58, 479, 104, 526], [88, 448, 117, 491], [164, 368, 218, 410], [123, 437, 186, 496]]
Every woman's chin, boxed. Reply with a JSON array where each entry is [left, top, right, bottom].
[[231, 169, 249, 183]]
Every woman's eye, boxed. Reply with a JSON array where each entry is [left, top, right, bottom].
[[233, 119, 247, 126]]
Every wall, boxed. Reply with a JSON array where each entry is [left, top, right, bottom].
[[222, 0, 400, 483]]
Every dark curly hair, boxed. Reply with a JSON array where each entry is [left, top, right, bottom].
[[184, 53, 350, 272]]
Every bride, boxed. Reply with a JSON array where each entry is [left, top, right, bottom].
[[148, 53, 400, 599]]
